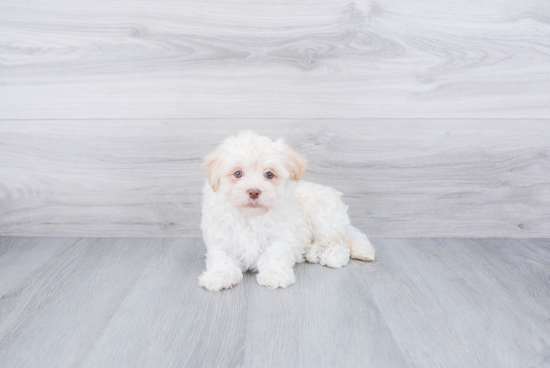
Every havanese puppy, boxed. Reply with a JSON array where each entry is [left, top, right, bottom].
[[199, 131, 375, 291]]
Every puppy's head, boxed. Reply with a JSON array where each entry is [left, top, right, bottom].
[[204, 131, 308, 216]]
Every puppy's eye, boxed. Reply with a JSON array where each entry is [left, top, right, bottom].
[[234, 171, 243, 178], [265, 172, 274, 179]]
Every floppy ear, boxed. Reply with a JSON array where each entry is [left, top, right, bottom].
[[203, 151, 222, 191], [284, 146, 308, 182]]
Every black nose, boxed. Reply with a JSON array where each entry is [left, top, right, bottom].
[[247, 188, 261, 200]]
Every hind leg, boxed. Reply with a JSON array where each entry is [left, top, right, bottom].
[[346, 225, 375, 261], [305, 234, 350, 268], [297, 181, 373, 267]]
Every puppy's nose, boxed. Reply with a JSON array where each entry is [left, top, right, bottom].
[[247, 188, 261, 200]]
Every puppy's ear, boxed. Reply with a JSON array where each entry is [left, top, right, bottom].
[[284, 146, 308, 182], [203, 151, 222, 191]]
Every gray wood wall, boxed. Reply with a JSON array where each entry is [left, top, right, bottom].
[[1, 0, 549, 237]]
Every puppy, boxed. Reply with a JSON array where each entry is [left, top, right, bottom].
[[199, 131, 375, 291]]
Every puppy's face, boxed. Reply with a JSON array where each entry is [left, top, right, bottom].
[[204, 132, 307, 216]]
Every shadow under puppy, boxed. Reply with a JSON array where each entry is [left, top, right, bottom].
[[200, 131, 375, 291]]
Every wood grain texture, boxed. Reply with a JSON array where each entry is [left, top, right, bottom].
[[0, 238, 160, 368], [0, 237, 549, 368], [365, 239, 550, 368], [242, 260, 408, 368], [1, 0, 550, 119], [0, 237, 78, 297], [78, 238, 249, 368], [1, 119, 549, 238]]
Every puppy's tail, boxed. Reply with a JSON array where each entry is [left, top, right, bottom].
[[345, 225, 375, 262]]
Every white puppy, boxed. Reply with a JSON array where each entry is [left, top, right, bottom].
[[199, 131, 375, 291]]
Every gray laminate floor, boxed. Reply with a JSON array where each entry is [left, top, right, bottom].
[[0, 237, 549, 368]]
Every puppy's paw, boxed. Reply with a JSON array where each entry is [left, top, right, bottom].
[[320, 246, 350, 268], [305, 243, 322, 264], [350, 239, 375, 262], [256, 268, 296, 289], [198, 270, 243, 292]]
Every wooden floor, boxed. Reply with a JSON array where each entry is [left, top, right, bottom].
[[1, 237, 548, 368]]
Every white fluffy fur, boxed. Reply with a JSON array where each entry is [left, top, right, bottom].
[[199, 131, 375, 291]]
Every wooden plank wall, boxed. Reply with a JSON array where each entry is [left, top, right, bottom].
[[1, 120, 549, 237], [1, 0, 549, 237]]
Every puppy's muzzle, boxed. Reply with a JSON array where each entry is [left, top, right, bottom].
[[247, 188, 261, 200]]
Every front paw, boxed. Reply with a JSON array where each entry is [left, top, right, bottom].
[[199, 270, 243, 292], [256, 268, 296, 289]]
